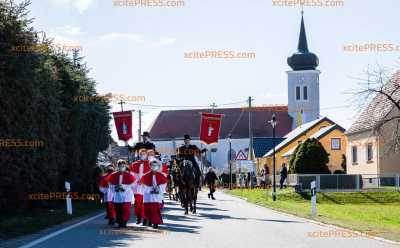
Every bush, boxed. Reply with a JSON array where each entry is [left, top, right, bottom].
[[290, 138, 331, 174]]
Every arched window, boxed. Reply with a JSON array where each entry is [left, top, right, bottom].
[[303, 86, 308, 100], [296, 86, 301, 100]]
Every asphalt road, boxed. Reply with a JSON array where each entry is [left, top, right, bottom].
[[16, 190, 400, 248]]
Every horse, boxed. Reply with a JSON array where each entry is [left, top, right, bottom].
[[173, 158, 199, 215]]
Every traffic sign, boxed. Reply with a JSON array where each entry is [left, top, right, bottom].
[[235, 150, 247, 160]]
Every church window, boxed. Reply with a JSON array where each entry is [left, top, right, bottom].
[[303, 86, 308, 100], [296, 86, 301, 100]]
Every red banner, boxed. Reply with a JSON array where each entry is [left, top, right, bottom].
[[112, 111, 133, 141], [199, 113, 223, 145]]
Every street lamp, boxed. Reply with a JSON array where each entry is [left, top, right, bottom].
[[269, 114, 277, 201], [228, 133, 232, 190]]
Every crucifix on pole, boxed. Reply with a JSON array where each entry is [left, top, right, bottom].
[[118, 100, 126, 112], [210, 102, 217, 113]]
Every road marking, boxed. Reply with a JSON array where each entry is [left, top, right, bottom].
[[18, 212, 104, 248]]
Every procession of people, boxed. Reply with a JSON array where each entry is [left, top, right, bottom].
[[98, 132, 215, 229]]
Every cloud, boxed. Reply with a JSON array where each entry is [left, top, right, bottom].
[[101, 33, 144, 43], [145, 37, 177, 48], [74, 0, 94, 13], [53, 25, 84, 36], [48, 0, 94, 13], [47, 26, 83, 46], [100, 32, 176, 48], [50, 34, 80, 45]]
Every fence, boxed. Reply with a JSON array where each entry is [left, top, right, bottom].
[[277, 174, 400, 192]]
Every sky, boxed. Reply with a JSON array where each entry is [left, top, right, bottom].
[[20, 0, 400, 143]]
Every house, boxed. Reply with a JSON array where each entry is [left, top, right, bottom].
[[345, 71, 400, 176], [260, 117, 347, 174]]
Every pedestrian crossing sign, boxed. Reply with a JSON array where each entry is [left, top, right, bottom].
[[235, 150, 247, 160]]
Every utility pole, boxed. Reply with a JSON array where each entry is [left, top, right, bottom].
[[138, 109, 142, 141], [270, 114, 278, 201], [248, 96, 254, 161], [228, 133, 232, 190]]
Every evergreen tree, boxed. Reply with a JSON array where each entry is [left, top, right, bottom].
[[0, 0, 111, 214], [291, 138, 331, 174]]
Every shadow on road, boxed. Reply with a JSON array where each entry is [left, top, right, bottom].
[[195, 206, 228, 212], [162, 223, 201, 234], [163, 213, 198, 222], [198, 213, 247, 220], [76, 225, 145, 248]]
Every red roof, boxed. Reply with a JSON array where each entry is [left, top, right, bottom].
[[149, 106, 292, 140]]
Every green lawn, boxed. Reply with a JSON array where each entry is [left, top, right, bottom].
[[0, 201, 103, 240], [228, 188, 400, 242]]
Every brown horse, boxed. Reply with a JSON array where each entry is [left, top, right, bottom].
[[173, 159, 199, 215]]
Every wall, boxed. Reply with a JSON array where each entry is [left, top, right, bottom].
[[346, 130, 379, 175], [378, 108, 400, 175], [287, 70, 320, 129], [318, 128, 347, 173]]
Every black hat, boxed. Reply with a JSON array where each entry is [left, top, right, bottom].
[[142, 131, 150, 137], [184, 134, 191, 140]]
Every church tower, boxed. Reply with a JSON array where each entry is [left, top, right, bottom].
[[287, 12, 320, 130]]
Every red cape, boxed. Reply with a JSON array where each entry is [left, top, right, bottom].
[[108, 172, 135, 185], [99, 173, 113, 187], [129, 160, 151, 174], [162, 163, 169, 175], [140, 171, 168, 186]]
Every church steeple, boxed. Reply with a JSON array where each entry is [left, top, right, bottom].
[[287, 12, 319, 71], [298, 13, 309, 53]]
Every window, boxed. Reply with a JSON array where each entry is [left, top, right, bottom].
[[296, 86, 301, 100], [331, 138, 341, 150], [351, 146, 358, 164], [303, 86, 308, 100], [367, 143, 373, 161]]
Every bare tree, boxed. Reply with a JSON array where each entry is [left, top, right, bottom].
[[352, 65, 400, 153]]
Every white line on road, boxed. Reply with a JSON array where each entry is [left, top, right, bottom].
[[18, 212, 104, 248]]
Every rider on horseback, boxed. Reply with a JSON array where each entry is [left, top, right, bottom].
[[177, 134, 206, 189], [128, 132, 156, 160]]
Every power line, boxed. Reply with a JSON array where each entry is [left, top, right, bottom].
[[123, 99, 248, 109]]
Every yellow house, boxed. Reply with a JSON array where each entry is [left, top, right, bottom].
[[259, 117, 347, 174]]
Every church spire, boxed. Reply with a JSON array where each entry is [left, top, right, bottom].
[[298, 13, 309, 53], [287, 11, 319, 71]]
